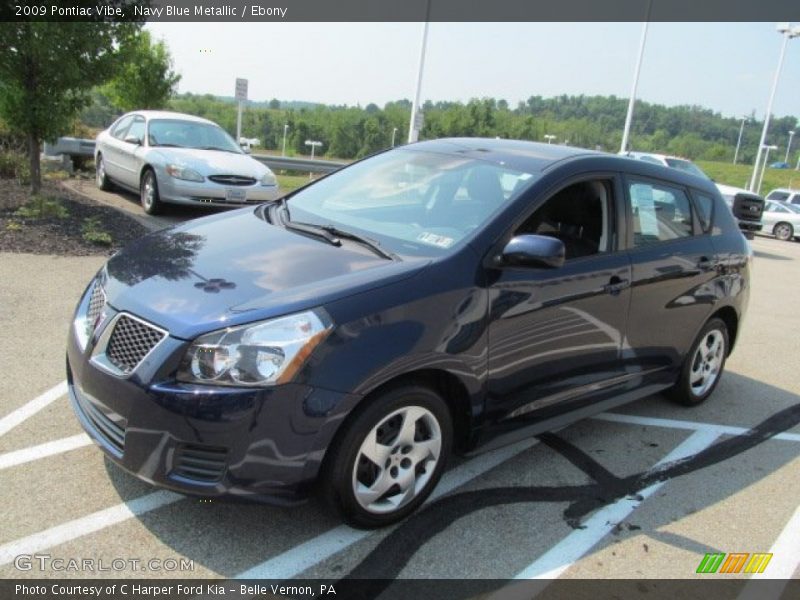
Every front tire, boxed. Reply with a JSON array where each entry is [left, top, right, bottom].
[[773, 222, 794, 242], [96, 154, 112, 191], [320, 384, 452, 528], [140, 169, 163, 215], [667, 318, 729, 406]]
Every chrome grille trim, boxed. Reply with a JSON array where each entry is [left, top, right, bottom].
[[208, 175, 257, 186], [90, 312, 168, 377], [85, 281, 106, 339]]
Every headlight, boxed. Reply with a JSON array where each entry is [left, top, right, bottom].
[[177, 309, 332, 387], [166, 164, 204, 182], [261, 171, 277, 186]]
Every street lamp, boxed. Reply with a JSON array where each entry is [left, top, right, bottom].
[[785, 130, 796, 164], [620, 0, 653, 154], [282, 124, 289, 157], [757, 144, 778, 194], [391, 127, 398, 148], [544, 134, 557, 144], [748, 23, 800, 191], [733, 116, 750, 165], [304, 140, 323, 180]]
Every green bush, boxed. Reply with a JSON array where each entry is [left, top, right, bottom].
[[0, 151, 30, 182], [81, 216, 112, 245], [5, 220, 23, 231], [15, 195, 69, 219]]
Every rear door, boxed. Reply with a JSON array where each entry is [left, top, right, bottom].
[[622, 176, 718, 378], [101, 115, 134, 183], [115, 115, 146, 188]]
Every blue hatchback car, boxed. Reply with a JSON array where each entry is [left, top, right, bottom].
[[68, 139, 750, 527]]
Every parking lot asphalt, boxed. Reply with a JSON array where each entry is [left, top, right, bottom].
[[1, 194, 799, 588]]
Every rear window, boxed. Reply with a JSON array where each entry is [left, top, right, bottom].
[[628, 180, 694, 246]]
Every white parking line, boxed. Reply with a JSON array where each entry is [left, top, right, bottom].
[[512, 429, 720, 580], [593, 412, 800, 443], [0, 381, 68, 438], [234, 437, 538, 580], [0, 434, 91, 471], [0, 491, 182, 567], [738, 504, 800, 597]]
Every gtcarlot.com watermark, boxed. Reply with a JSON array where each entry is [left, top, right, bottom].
[[14, 553, 194, 573]]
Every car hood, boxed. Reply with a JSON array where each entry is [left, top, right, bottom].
[[101, 208, 430, 340], [149, 147, 269, 177]]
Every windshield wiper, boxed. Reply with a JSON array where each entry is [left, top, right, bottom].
[[152, 143, 183, 148], [199, 146, 238, 153], [315, 225, 399, 261], [283, 220, 342, 246]]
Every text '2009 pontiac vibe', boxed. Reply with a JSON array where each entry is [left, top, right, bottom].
[[68, 139, 750, 527]]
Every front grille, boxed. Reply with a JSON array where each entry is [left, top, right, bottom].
[[208, 175, 257, 186], [75, 388, 125, 455], [733, 194, 764, 222], [85, 282, 105, 338], [106, 315, 165, 373], [173, 444, 228, 482]]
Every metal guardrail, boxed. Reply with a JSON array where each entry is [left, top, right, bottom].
[[251, 154, 348, 174], [44, 138, 348, 175]]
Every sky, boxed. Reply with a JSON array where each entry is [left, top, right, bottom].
[[146, 22, 800, 122]]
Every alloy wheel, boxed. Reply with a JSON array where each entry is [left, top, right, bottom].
[[351, 405, 442, 514], [690, 329, 725, 397], [141, 173, 155, 210], [774, 223, 792, 241]]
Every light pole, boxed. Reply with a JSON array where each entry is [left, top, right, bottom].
[[620, 0, 653, 154], [785, 130, 795, 164], [282, 124, 289, 157], [391, 127, 398, 148], [733, 116, 749, 165], [544, 134, 556, 144], [749, 23, 800, 192], [304, 140, 322, 179], [757, 145, 778, 194], [408, 0, 431, 144]]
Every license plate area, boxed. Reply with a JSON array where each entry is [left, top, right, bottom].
[[225, 188, 247, 203]]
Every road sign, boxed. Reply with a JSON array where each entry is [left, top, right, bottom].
[[413, 111, 424, 130], [235, 78, 248, 102]]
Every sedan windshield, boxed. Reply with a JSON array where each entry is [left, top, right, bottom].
[[148, 119, 242, 153], [286, 149, 534, 256]]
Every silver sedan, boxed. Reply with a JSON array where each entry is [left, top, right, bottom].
[[761, 200, 800, 242], [95, 110, 280, 214]]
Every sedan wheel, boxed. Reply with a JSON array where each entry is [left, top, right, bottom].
[[140, 170, 162, 215], [96, 155, 112, 191], [321, 385, 452, 528], [774, 222, 794, 241]]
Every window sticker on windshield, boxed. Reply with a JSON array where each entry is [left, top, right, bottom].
[[417, 232, 454, 248]]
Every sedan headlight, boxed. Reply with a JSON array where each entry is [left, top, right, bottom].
[[177, 310, 332, 387], [166, 164, 205, 182], [261, 171, 277, 186]]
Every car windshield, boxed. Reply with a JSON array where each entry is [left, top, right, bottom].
[[783, 202, 800, 214], [286, 149, 534, 256], [148, 119, 242, 153], [664, 158, 710, 180]]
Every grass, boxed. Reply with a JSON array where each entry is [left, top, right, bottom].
[[696, 160, 800, 193], [276, 173, 318, 192], [14, 195, 69, 219], [81, 216, 112, 246]]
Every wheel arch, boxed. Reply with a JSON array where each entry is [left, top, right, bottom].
[[709, 305, 739, 355]]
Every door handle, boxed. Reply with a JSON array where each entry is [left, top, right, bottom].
[[604, 276, 630, 295]]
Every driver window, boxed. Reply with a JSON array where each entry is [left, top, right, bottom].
[[515, 180, 613, 260]]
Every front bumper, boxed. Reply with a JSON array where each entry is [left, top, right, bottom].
[[735, 220, 763, 232], [66, 309, 357, 504], [157, 174, 280, 208]]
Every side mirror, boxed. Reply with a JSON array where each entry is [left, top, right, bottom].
[[499, 234, 565, 269], [124, 134, 142, 145]]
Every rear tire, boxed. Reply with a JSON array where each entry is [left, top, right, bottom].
[[667, 318, 729, 407], [140, 169, 163, 215], [319, 384, 452, 528], [773, 222, 794, 242], [96, 154, 112, 191]]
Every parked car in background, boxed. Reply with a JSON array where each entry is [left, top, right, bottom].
[[769, 162, 790, 169], [619, 151, 712, 180], [766, 188, 800, 206], [716, 184, 765, 239], [95, 111, 280, 215], [761, 200, 800, 241], [70, 139, 750, 527]]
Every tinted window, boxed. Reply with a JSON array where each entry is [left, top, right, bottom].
[[791, 194, 800, 205], [693, 192, 714, 232], [767, 191, 789, 201], [629, 181, 693, 246], [110, 115, 134, 140]]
